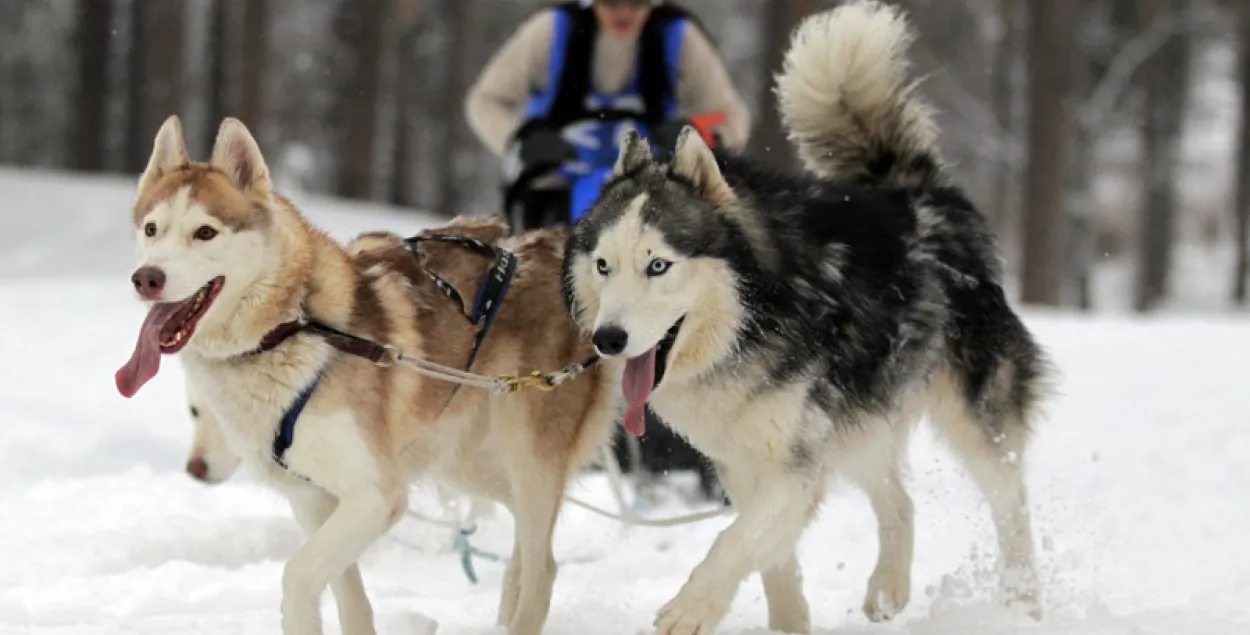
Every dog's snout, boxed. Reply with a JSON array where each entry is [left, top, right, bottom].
[[186, 456, 209, 481], [131, 266, 166, 298], [593, 325, 629, 356]]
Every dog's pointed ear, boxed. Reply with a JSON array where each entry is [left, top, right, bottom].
[[612, 128, 652, 176], [138, 115, 190, 192], [210, 118, 273, 197], [669, 126, 735, 207]]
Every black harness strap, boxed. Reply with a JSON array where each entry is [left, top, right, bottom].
[[543, 1, 704, 132], [242, 318, 393, 364], [404, 233, 519, 371], [546, 2, 600, 128], [249, 233, 520, 473]]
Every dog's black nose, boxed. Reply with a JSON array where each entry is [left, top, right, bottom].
[[593, 325, 629, 356]]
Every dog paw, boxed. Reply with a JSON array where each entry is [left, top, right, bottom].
[[281, 600, 324, 635], [765, 581, 811, 634], [862, 567, 911, 622], [767, 611, 811, 634], [1001, 566, 1043, 621], [1003, 586, 1043, 621], [1009, 595, 1043, 622], [654, 585, 732, 635]]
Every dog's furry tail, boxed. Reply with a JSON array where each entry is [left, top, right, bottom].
[[775, 0, 945, 190]]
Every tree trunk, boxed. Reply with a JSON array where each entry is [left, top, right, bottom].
[[1021, 0, 1076, 306], [71, 0, 113, 172], [1233, 0, 1250, 303], [333, 0, 385, 200], [1067, 2, 1128, 310], [1134, 0, 1190, 312], [125, 0, 147, 173], [127, 0, 186, 173], [432, 0, 472, 216], [747, 0, 812, 170], [1066, 95, 1097, 310], [204, 0, 228, 154], [388, 2, 421, 208], [989, 0, 1018, 240], [237, 0, 270, 132]]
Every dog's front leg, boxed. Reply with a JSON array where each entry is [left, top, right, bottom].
[[716, 462, 816, 634], [497, 538, 523, 626], [281, 483, 406, 635], [654, 466, 821, 635], [287, 490, 381, 635]]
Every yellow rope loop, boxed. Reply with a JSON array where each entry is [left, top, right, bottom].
[[499, 371, 558, 393]]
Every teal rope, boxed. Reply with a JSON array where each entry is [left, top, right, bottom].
[[453, 524, 508, 585]]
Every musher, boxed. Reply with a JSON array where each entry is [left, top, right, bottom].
[[463, 0, 752, 232]]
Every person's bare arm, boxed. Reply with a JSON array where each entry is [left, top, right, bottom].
[[675, 24, 752, 152], [463, 11, 555, 157]]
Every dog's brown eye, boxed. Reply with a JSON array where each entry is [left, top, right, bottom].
[[596, 258, 610, 275], [194, 226, 218, 241], [144, 222, 156, 237]]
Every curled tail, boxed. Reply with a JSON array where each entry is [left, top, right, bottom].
[[775, 0, 945, 190]]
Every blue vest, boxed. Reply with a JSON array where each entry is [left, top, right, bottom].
[[523, 7, 687, 221]]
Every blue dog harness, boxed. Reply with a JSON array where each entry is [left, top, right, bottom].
[[272, 368, 324, 469]]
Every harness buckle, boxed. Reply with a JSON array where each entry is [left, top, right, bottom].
[[377, 344, 402, 367]]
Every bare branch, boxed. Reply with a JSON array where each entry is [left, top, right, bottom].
[[1078, 12, 1180, 132], [1078, 5, 1222, 134]]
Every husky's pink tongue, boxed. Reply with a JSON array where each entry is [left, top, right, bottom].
[[621, 347, 657, 436], [115, 303, 181, 398]]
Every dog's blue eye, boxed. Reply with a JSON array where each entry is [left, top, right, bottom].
[[596, 258, 610, 275], [647, 258, 671, 277]]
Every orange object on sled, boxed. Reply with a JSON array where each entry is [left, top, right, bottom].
[[688, 112, 728, 148]]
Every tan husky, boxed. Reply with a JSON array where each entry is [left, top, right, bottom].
[[115, 115, 621, 635]]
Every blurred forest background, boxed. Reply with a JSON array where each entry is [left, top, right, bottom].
[[1, 0, 1248, 312]]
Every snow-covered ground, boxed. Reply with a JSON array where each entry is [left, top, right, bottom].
[[1, 167, 1248, 634]]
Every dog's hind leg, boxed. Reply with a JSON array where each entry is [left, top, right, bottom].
[[928, 366, 1042, 618], [836, 416, 917, 622], [504, 461, 564, 635], [286, 488, 391, 635], [718, 463, 813, 634]]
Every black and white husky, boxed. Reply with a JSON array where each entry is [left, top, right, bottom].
[[561, 1, 1052, 633]]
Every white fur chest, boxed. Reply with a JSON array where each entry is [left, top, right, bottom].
[[181, 344, 331, 471], [649, 370, 816, 466]]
